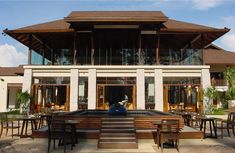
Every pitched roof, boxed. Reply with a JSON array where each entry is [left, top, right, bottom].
[[65, 11, 168, 22], [7, 19, 72, 33], [162, 19, 227, 32], [0, 66, 24, 76], [4, 17, 229, 34], [204, 49, 235, 65]]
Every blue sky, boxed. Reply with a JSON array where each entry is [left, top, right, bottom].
[[0, 0, 235, 66]]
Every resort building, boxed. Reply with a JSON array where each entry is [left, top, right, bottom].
[[1, 11, 234, 113]]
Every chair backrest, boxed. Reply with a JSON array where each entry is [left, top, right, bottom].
[[0, 113, 8, 122], [48, 118, 65, 134], [161, 119, 180, 132], [227, 112, 235, 123]]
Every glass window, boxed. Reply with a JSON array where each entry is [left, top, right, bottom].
[[78, 77, 88, 104], [145, 77, 155, 103]]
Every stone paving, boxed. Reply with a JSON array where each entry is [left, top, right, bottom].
[[1, 135, 235, 153]]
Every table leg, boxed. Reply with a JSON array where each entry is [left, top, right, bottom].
[[21, 120, 25, 137], [25, 121, 28, 136], [212, 120, 217, 138], [209, 121, 212, 137], [203, 121, 206, 138]]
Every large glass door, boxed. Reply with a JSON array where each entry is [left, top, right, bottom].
[[32, 84, 70, 112], [96, 84, 136, 110]]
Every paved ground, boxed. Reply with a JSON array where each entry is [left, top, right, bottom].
[[1, 135, 235, 153]]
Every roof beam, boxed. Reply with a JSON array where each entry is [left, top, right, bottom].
[[32, 34, 53, 52], [182, 34, 201, 50]]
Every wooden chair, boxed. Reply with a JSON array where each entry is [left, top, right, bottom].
[[0, 113, 20, 138], [217, 112, 235, 138], [47, 118, 74, 153], [158, 119, 180, 153]]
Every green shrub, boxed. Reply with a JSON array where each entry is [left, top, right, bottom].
[[211, 107, 224, 115]]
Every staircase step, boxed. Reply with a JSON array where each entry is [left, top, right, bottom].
[[102, 121, 134, 124], [100, 137, 136, 140], [98, 142, 138, 149], [102, 118, 134, 121], [101, 128, 135, 132], [100, 133, 135, 137], [102, 125, 134, 128], [98, 117, 138, 149]]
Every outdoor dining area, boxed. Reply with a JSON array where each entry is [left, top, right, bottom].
[[0, 111, 81, 153], [0, 109, 235, 153]]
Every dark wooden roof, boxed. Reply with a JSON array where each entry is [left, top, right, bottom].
[[0, 66, 24, 76], [204, 48, 235, 65], [65, 11, 168, 22], [3, 11, 230, 57]]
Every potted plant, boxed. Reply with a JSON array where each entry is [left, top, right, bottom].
[[224, 67, 235, 108], [17, 91, 33, 116], [203, 86, 219, 114]]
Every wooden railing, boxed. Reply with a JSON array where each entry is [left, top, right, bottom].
[[211, 79, 227, 86]]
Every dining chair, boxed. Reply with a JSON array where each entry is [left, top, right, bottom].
[[217, 112, 235, 138], [47, 118, 74, 153], [158, 119, 180, 153], [0, 113, 20, 138]]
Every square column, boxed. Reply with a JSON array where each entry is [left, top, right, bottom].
[[136, 69, 145, 109], [70, 69, 79, 111], [154, 69, 163, 111], [88, 69, 96, 109], [201, 68, 211, 114], [22, 69, 32, 93]]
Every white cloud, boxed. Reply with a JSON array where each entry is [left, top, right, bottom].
[[192, 0, 223, 10], [0, 44, 27, 67], [220, 34, 235, 52]]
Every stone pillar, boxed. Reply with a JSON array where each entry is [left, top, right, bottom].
[[22, 69, 32, 93], [70, 69, 79, 111], [88, 69, 96, 109], [154, 69, 163, 111], [0, 80, 7, 112], [136, 69, 145, 109], [201, 68, 211, 113]]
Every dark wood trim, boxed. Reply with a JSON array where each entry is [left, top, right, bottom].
[[28, 34, 32, 65], [201, 33, 205, 65], [42, 43, 45, 65], [138, 31, 141, 65], [156, 33, 160, 65], [91, 32, 95, 65], [73, 32, 77, 65], [51, 49, 54, 65]]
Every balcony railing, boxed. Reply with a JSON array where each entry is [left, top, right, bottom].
[[211, 79, 227, 86]]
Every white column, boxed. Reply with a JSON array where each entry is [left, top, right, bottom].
[[154, 69, 163, 111], [201, 68, 211, 113], [70, 69, 79, 111], [0, 81, 7, 112], [88, 69, 96, 109], [136, 69, 145, 109], [22, 69, 32, 93]]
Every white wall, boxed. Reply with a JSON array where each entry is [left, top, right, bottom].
[[0, 76, 23, 112]]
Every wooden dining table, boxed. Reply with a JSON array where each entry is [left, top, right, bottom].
[[20, 116, 39, 138]]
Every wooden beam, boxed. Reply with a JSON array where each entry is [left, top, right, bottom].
[[138, 31, 141, 65], [28, 34, 32, 65], [156, 32, 160, 65], [42, 43, 45, 65], [201, 34, 205, 65], [32, 34, 53, 53], [182, 34, 201, 50], [91, 32, 94, 65], [73, 32, 77, 65], [51, 49, 54, 65]]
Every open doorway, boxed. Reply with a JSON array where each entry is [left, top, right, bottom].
[[97, 85, 135, 110]]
